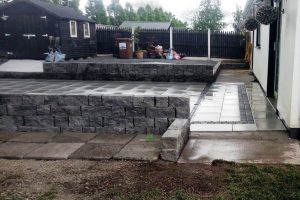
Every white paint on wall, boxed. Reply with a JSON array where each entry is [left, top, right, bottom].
[[277, 0, 299, 127], [252, 24, 270, 93]]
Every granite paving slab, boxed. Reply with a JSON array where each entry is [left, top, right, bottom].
[[51, 132, 97, 143], [178, 138, 300, 164], [69, 143, 124, 160], [114, 135, 162, 161], [0, 142, 43, 159], [9, 132, 57, 143], [24, 143, 84, 160], [0, 132, 21, 141], [88, 133, 135, 144]]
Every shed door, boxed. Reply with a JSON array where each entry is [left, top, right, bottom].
[[2, 14, 50, 59]]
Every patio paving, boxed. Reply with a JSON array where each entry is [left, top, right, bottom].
[[51, 132, 97, 143], [8, 132, 57, 143], [24, 143, 84, 160], [0, 60, 43, 72], [0, 142, 43, 159]]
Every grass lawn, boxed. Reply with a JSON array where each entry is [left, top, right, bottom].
[[0, 159, 300, 200]]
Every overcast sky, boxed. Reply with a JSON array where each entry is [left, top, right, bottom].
[[79, 0, 247, 30]]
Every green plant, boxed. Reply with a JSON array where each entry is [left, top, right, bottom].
[[146, 131, 154, 142], [133, 26, 142, 50]]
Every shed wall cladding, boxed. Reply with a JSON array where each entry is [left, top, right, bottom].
[[0, 2, 58, 59], [59, 20, 97, 59]]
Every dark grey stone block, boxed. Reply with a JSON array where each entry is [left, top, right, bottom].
[[146, 107, 175, 118], [134, 118, 154, 128], [155, 118, 169, 129], [112, 106, 125, 117], [23, 95, 44, 105], [96, 126, 126, 134], [155, 97, 168, 107], [89, 95, 102, 106], [51, 106, 81, 116], [69, 116, 89, 127], [102, 96, 133, 107], [61, 127, 83, 133], [44, 95, 59, 105], [17, 126, 32, 132], [37, 105, 51, 115], [133, 96, 155, 107], [0, 105, 7, 115], [0, 94, 23, 105], [54, 116, 69, 127], [89, 116, 103, 127], [176, 107, 190, 118], [0, 116, 23, 127], [58, 95, 88, 106], [7, 105, 37, 116], [126, 127, 147, 134], [169, 97, 190, 108], [82, 106, 111, 117], [126, 107, 146, 117], [104, 117, 133, 128], [25, 116, 54, 128], [83, 127, 96, 133]]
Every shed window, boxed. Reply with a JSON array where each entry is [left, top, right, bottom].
[[83, 23, 90, 38], [69, 20, 77, 38]]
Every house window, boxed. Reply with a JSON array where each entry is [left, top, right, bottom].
[[83, 22, 90, 38], [256, 24, 261, 47], [69, 20, 77, 38]]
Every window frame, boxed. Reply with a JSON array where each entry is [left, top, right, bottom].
[[83, 22, 90, 38], [69, 20, 78, 38]]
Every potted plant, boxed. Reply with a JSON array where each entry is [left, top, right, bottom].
[[133, 27, 146, 59]]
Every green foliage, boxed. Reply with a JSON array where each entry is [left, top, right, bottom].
[[86, 0, 107, 24], [232, 5, 243, 32], [192, 0, 226, 31], [0, 0, 9, 6], [105, 2, 187, 28], [107, 0, 126, 26], [39, 0, 80, 11]]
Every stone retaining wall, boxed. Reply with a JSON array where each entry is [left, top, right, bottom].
[[161, 119, 190, 161], [0, 94, 190, 135], [42, 62, 221, 82]]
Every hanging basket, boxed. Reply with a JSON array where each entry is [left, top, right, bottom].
[[244, 18, 259, 31], [256, 5, 278, 25]]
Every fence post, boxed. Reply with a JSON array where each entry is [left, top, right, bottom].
[[132, 27, 135, 52], [170, 27, 173, 49], [208, 28, 211, 59]]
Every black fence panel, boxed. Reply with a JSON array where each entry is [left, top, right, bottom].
[[174, 29, 208, 57], [96, 27, 245, 59], [96, 26, 131, 54], [211, 31, 245, 59]]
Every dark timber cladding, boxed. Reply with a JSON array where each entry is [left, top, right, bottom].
[[0, 0, 96, 60]]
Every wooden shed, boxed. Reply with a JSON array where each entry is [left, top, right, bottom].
[[0, 0, 97, 60]]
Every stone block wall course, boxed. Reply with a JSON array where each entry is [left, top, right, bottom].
[[41, 62, 221, 83], [0, 94, 190, 134]]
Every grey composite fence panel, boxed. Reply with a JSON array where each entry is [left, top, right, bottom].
[[96, 27, 245, 59]]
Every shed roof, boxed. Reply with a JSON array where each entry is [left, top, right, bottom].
[[119, 21, 172, 30], [0, 0, 94, 22]]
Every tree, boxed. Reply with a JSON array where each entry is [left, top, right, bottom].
[[232, 5, 243, 32], [86, 0, 107, 24], [192, 0, 225, 31], [40, 0, 80, 11], [0, 0, 9, 6], [107, 0, 126, 26]]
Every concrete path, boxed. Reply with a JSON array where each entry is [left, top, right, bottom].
[[180, 69, 300, 164], [0, 60, 43, 72], [0, 132, 161, 161]]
